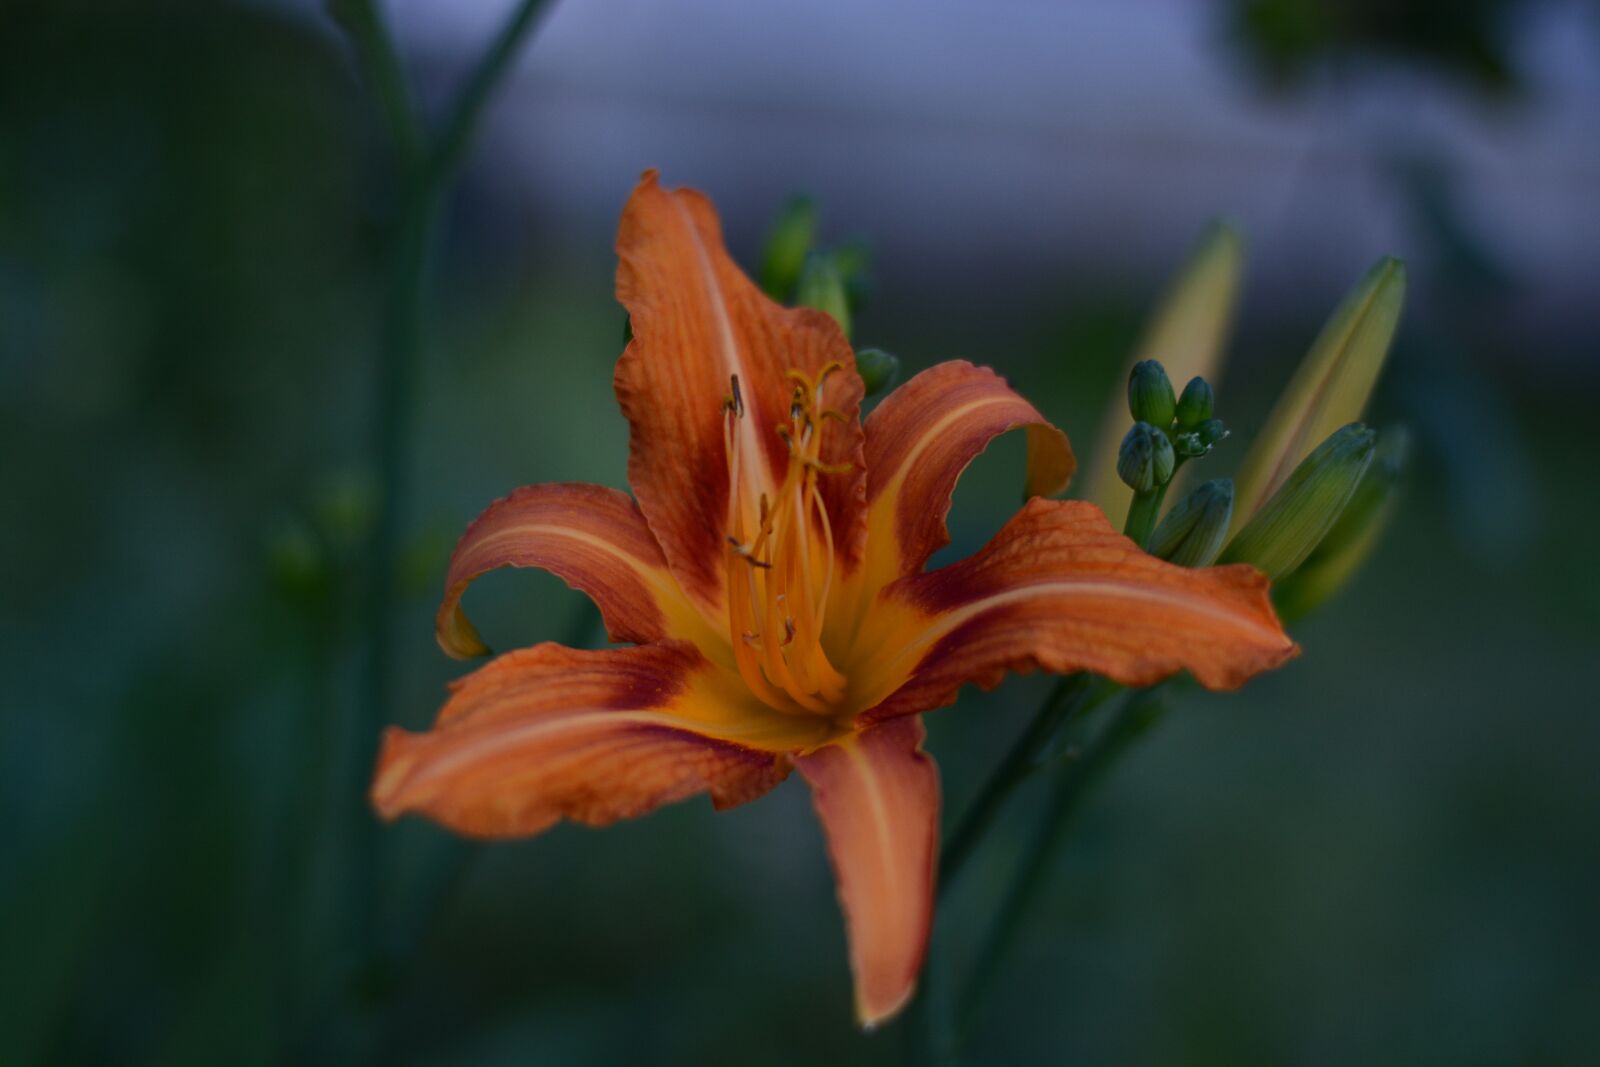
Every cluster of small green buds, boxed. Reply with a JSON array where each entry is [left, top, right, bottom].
[[1218, 423, 1376, 581], [1149, 478, 1234, 567], [1117, 359, 1228, 547], [1120, 361, 1229, 486], [1117, 421, 1175, 493]]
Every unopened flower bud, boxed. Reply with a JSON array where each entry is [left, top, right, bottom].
[[1079, 222, 1242, 528], [1232, 256, 1405, 528], [1128, 360, 1177, 428], [796, 251, 851, 338], [1175, 376, 1214, 429], [1117, 422, 1158, 493], [1152, 430, 1176, 485], [1219, 423, 1376, 581], [760, 195, 817, 300], [1274, 427, 1411, 621], [1174, 416, 1228, 458], [1149, 479, 1234, 567], [854, 347, 900, 398]]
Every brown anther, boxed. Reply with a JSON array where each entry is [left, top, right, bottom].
[[818, 408, 851, 425], [727, 535, 772, 568], [729, 374, 744, 417], [781, 617, 797, 645]]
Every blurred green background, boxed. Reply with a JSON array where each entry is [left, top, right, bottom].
[[3, 1, 1597, 1064]]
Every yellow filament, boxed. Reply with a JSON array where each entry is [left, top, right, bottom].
[[720, 368, 851, 715]]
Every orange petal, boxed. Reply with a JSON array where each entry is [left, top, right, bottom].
[[858, 361, 1073, 590], [374, 642, 833, 838], [795, 716, 939, 1028], [435, 482, 722, 660], [614, 171, 867, 614], [854, 499, 1297, 721]]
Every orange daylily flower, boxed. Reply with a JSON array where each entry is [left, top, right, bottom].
[[371, 171, 1298, 1026]]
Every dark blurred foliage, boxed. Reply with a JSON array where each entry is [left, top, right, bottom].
[[3, 1, 1598, 1065], [1229, 0, 1525, 90]]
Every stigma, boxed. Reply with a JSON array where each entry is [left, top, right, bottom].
[[723, 365, 851, 715]]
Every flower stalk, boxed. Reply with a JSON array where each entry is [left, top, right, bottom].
[[330, 0, 551, 1002]]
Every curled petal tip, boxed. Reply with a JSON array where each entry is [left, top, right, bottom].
[[436, 604, 491, 660]]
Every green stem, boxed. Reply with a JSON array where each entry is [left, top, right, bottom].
[[1123, 482, 1169, 547], [909, 675, 1117, 1064], [351, 176, 438, 974], [427, 0, 553, 186], [938, 675, 1094, 897], [334, 0, 551, 1000], [955, 689, 1172, 1043], [328, 0, 424, 168]]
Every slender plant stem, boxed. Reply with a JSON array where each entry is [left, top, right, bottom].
[[350, 176, 438, 970], [327, 0, 424, 168], [1123, 482, 1169, 547], [938, 674, 1093, 897], [428, 0, 553, 186], [333, 0, 554, 996], [906, 675, 1117, 1064], [955, 689, 1173, 1042]]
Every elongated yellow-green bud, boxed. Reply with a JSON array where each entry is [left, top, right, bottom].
[[760, 195, 816, 300], [1128, 360, 1177, 428], [1274, 428, 1410, 620], [1081, 223, 1245, 527], [1232, 257, 1404, 530], [796, 251, 851, 338], [1149, 479, 1234, 567], [1219, 423, 1376, 581], [854, 347, 900, 398]]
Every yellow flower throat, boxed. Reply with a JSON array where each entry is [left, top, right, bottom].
[[723, 365, 851, 716]]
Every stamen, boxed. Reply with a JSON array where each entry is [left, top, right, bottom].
[[721, 364, 853, 716]]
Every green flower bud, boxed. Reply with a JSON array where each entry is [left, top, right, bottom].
[[1152, 428, 1176, 485], [1149, 479, 1234, 567], [1080, 222, 1243, 529], [1218, 423, 1376, 581], [796, 251, 851, 338], [854, 347, 900, 398], [1175, 376, 1214, 429], [1273, 427, 1410, 621], [1128, 360, 1177, 427], [1117, 422, 1159, 493], [760, 195, 817, 300], [1232, 256, 1405, 530], [1174, 416, 1228, 458]]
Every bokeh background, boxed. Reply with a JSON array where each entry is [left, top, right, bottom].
[[4, 0, 1598, 1063]]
